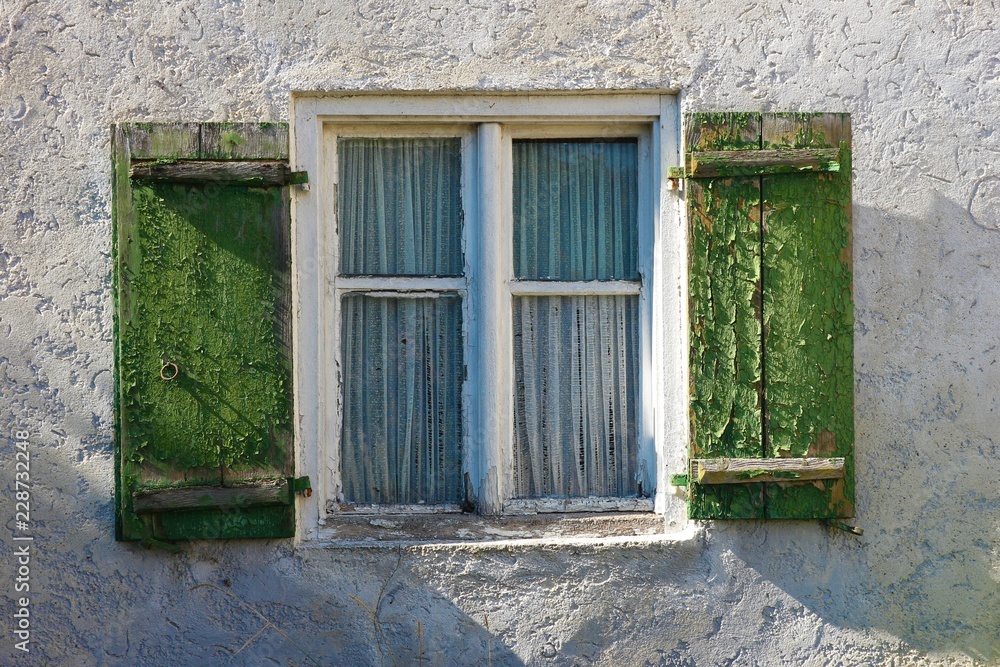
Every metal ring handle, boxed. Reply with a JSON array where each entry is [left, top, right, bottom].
[[160, 362, 179, 381]]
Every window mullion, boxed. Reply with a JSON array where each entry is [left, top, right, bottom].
[[476, 122, 512, 515]]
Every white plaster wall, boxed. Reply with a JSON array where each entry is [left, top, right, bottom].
[[0, 0, 998, 664]]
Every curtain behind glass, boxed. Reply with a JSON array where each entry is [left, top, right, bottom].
[[338, 137, 463, 276], [513, 140, 638, 281], [512, 295, 639, 498], [341, 294, 463, 504]]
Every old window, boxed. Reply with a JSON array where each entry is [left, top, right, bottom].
[[292, 94, 677, 533]]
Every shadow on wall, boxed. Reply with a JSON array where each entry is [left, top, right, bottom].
[[152, 548, 528, 667], [0, 431, 526, 666], [720, 194, 1000, 664]]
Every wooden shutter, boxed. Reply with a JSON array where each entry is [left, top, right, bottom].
[[685, 113, 854, 520], [113, 123, 302, 541]]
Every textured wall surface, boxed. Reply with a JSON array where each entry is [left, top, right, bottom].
[[1, 0, 999, 664]]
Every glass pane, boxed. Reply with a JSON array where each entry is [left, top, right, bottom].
[[512, 295, 639, 498], [339, 137, 463, 276], [513, 140, 638, 281], [340, 294, 464, 504]]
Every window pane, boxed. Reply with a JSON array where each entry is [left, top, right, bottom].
[[513, 140, 638, 281], [339, 138, 463, 276], [340, 294, 463, 504], [512, 295, 639, 498]]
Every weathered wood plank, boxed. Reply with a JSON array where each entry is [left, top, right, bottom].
[[130, 160, 299, 186], [693, 457, 845, 485], [133, 479, 290, 513], [687, 112, 765, 520], [126, 123, 201, 160], [762, 112, 854, 519], [685, 148, 840, 179], [762, 112, 851, 150], [112, 125, 139, 540], [201, 123, 288, 160], [686, 112, 761, 153]]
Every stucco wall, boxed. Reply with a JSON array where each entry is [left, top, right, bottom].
[[1, 0, 998, 664]]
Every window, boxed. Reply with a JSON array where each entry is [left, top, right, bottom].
[[292, 94, 682, 534], [112, 107, 854, 543]]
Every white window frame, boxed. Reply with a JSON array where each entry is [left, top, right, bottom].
[[291, 93, 688, 541]]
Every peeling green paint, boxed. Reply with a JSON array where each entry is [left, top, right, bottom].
[[688, 114, 765, 520], [687, 112, 761, 152], [114, 124, 296, 541], [763, 113, 854, 519], [121, 182, 291, 479], [686, 113, 854, 521], [221, 130, 247, 150]]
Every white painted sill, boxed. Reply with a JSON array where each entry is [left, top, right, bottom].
[[304, 508, 695, 547]]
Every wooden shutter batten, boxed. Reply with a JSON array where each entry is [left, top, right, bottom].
[[682, 147, 841, 179], [130, 159, 309, 186], [132, 478, 292, 514], [690, 457, 846, 485]]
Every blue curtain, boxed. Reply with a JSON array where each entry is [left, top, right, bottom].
[[511, 140, 641, 498], [513, 140, 638, 281], [340, 294, 464, 504], [338, 137, 463, 276], [513, 295, 640, 498]]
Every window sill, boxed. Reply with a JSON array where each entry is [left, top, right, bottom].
[[310, 511, 678, 546]]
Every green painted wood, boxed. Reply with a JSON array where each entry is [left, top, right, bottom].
[[112, 125, 137, 541], [762, 113, 854, 519], [687, 113, 765, 519], [685, 112, 854, 521], [114, 123, 295, 541]]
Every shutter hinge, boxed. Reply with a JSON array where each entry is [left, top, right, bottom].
[[824, 519, 863, 536], [289, 171, 309, 186], [669, 474, 689, 487], [666, 166, 685, 191], [291, 476, 313, 497], [139, 536, 182, 553]]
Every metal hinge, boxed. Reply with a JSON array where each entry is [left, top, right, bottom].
[[824, 519, 863, 536], [669, 474, 689, 487], [291, 476, 313, 497]]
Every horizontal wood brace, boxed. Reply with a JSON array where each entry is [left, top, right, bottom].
[[130, 160, 307, 186], [132, 478, 290, 513], [691, 457, 845, 485], [682, 148, 841, 179]]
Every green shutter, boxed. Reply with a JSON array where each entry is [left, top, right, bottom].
[[685, 112, 854, 520], [113, 123, 301, 541]]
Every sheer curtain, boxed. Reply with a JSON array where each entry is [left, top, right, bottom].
[[512, 140, 641, 498], [338, 137, 463, 276], [338, 137, 464, 504], [340, 294, 463, 504], [513, 140, 638, 281], [513, 294, 639, 497]]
